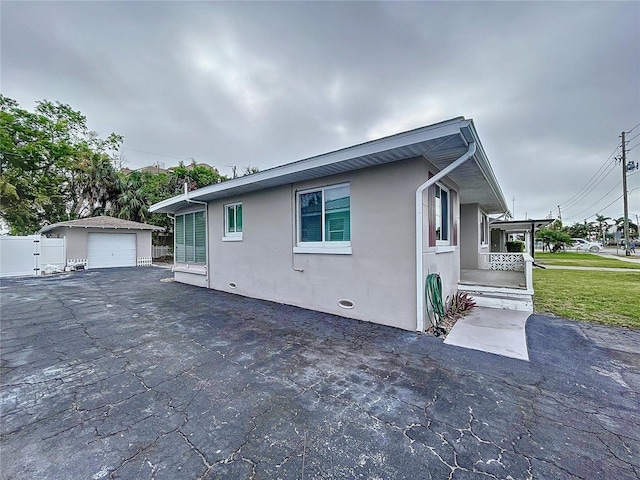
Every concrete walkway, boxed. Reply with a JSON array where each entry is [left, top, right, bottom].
[[596, 249, 640, 264], [542, 265, 640, 272], [444, 307, 530, 361]]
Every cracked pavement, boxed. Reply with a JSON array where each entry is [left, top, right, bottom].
[[1, 267, 639, 479]]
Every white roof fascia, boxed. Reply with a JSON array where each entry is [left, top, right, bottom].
[[460, 121, 509, 213], [150, 117, 467, 213], [39, 222, 162, 233]]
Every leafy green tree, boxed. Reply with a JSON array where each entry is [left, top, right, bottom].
[[169, 161, 226, 192], [0, 95, 122, 234], [536, 227, 573, 252], [566, 222, 590, 239], [137, 171, 174, 232]]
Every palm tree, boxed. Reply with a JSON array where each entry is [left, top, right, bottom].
[[115, 172, 148, 222], [72, 152, 119, 217], [594, 214, 611, 245], [615, 217, 638, 234]]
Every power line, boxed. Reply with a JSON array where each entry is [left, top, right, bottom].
[[594, 186, 640, 218], [627, 131, 640, 143], [569, 184, 640, 223], [627, 142, 639, 152], [558, 142, 620, 211], [565, 179, 623, 221], [562, 161, 618, 212], [564, 171, 638, 222], [627, 122, 640, 134]]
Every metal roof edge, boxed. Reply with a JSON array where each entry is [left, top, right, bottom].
[[461, 120, 509, 213], [39, 220, 163, 233], [150, 117, 468, 213]]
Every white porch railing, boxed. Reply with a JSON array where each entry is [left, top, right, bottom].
[[478, 253, 533, 291], [479, 253, 524, 271]]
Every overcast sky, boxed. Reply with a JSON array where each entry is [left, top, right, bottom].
[[2, 1, 639, 224]]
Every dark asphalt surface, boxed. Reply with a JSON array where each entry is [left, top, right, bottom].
[[1, 267, 638, 479]]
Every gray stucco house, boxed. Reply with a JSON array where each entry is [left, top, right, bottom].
[[151, 117, 531, 332], [40, 216, 163, 269]]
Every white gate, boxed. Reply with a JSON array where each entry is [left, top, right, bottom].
[[0, 235, 66, 278]]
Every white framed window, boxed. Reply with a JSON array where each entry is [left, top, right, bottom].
[[295, 183, 351, 254], [175, 211, 206, 263], [435, 184, 450, 245], [224, 202, 243, 241]]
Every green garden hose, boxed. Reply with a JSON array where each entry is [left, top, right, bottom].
[[425, 273, 447, 336]]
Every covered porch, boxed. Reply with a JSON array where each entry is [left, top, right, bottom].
[[458, 253, 534, 311], [460, 268, 526, 289], [489, 218, 554, 258]]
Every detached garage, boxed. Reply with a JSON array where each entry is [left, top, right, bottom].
[[40, 216, 163, 269]]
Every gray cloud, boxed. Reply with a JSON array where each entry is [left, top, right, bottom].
[[1, 1, 638, 221]]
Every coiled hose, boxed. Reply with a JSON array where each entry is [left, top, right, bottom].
[[425, 273, 447, 337]]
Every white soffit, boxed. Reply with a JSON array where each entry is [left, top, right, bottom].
[[151, 117, 508, 214]]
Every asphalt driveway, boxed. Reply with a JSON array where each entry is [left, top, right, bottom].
[[1, 267, 639, 479]]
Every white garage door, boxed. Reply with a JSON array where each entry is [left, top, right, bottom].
[[87, 233, 136, 269]]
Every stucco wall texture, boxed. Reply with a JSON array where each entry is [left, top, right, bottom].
[[173, 158, 467, 332], [46, 227, 152, 261]]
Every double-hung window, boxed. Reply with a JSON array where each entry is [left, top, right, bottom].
[[435, 184, 449, 244], [296, 183, 351, 254], [175, 211, 206, 263], [224, 202, 243, 241]]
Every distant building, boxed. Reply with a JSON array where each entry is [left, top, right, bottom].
[[120, 161, 218, 175]]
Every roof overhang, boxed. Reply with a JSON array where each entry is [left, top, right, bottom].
[[39, 222, 164, 234], [150, 117, 509, 214], [490, 219, 554, 233]]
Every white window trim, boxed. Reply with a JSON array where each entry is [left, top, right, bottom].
[[173, 264, 207, 275], [296, 183, 351, 253], [224, 202, 243, 240], [435, 183, 451, 246], [294, 243, 352, 255], [435, 246, 456, 254]]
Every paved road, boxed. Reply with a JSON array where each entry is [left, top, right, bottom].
[[1, 268, 639, 479]]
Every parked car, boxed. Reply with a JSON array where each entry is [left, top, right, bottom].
[[571, 238, 603, 253]]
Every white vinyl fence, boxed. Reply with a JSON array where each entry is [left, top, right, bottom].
[[0, 235, 66, 278], [152, 245, 172, 258]]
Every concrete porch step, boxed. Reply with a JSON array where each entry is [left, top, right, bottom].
[[458, 284, 533, 312]]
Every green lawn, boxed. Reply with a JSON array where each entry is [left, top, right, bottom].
[[533, 269, 640, 328], [534, 252, 640, 269]]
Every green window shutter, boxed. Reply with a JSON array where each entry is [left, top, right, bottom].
[[184, 213, 195, 263], [195, 211, 206, 263], [175, 215, 185, 263]]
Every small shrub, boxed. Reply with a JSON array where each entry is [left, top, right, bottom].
[[445, 291, 476, 319], [506, 241, 525, 252]]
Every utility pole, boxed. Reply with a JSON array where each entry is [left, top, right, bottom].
[[512, 197, 515, 219], [621, 131, 630, 255], [557, 205, 562, 223]]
